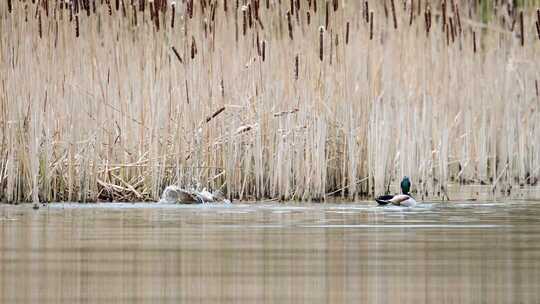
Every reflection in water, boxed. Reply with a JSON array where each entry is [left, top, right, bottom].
[[1, 202, 540, 303]]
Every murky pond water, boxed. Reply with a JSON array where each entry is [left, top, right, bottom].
[[1, 201, 540, 303]]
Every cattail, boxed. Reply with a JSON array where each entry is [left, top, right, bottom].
[[287, 11, 293, 40], [75, 15, 80, 37], [242, 6, 246, 36], [115, 0, 119, 11], [325, 1, 329, 29], [364, 1, 369, 23], [38, 10, 42, 39], [472, 31, 477, 53], [313, 0, 317, 12], [319, 26, 324, 61], [455, 3, 462, 34], [345, 21, 349, 44], [8, 0, 12, 13], [191, 36, 197, 59], [409, 0, 414, 26], [390, 0, 397, 29], [139, 0, 144, 12], [449, 17, 455, 43], [92, 0, 96, 14], [294, 54, 299, 80], [520, 11, 524, 47], [154, 4, 160, 31], [224, 0, 227, 12], [171, 2, 175, 28], [290, 0, 294, 15], [248, 4, 252, 28], [256, 32, 261, 56], [441, 0, 446, 32], [133, 4, 138, 26], [172, 46, 184, 63], [262, 40, 266, 61], [369, 11, 374, 40], [307, 11, 310, 25], [536, 21, 540, 41], [333, 0, 338, 11], [266, 0, 269, 9]]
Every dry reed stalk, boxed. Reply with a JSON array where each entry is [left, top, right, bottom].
[[1, 0, 539, 202]]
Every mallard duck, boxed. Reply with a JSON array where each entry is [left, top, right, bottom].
[[375, 176, 417, 207]]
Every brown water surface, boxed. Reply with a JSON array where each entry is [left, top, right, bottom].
[[1, 201, 540, 303]]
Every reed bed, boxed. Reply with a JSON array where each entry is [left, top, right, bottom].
[[1, 0, 539, 203]]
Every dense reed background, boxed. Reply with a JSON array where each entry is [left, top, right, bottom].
[[1, 0, 539, 203]]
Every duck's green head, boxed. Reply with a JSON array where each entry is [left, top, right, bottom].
[[400, 176, 411, 195]]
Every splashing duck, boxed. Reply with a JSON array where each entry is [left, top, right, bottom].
[[375, 176, 417, 207]]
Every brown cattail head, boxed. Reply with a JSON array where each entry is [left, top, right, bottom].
[[8, 0, 12, 13], [191, 36, 197, 59], [38, 10, 43, 39], [287, 11, 293, 40], [333, 0, 338, 11], [171, 2, 175, 28], [520, 11, 524, 47], [294, 54, 299, 80], [346, 22, 350, 44], [536, 21, 540, 41], [75, 15, 80, 37], [409, 0, 414, 26], [455, 3, 462, 34], [472, 31, 477, 53], [224, 0, 228, 12], [441, 0, 446, 32], [364, 1, 369, 23], [390, 0, 397, 29], [242, 6, 247, 36], [307, 11, 311, 25], [319, 26, 324, 61], [370, 11, 374, 40], [262, 40, 266, 61], [325, 1, 330, 29]]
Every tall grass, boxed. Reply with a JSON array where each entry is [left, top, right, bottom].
[[0, 0, 539, 203]]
